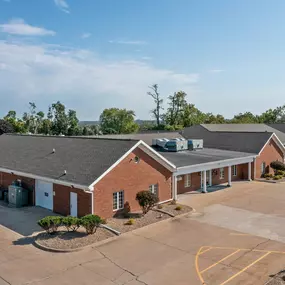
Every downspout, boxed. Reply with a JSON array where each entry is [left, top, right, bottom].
[[91, 191, 94, 214]]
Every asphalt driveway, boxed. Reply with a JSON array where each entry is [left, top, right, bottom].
[[1, 181, 285, 285]]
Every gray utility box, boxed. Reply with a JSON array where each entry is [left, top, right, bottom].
[[8, 185, 29, 207], [165, 139, 188, 152], [188, 139, 204, 150]]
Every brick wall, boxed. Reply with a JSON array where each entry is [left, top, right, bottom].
[[255, 138, 284, 178], [0, 172, 35, 205], [177, 163, 250, 194], [93, 147, 172, 218], [53, 184, 92, 217]]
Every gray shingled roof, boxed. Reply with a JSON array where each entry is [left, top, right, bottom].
[[181, 125, 273, 154], [0, 134, 138, 187], [201, 124, 285, 144], [159, 148, 255, 168], [96, 132, 183, 146]]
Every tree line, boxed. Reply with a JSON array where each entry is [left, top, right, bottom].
[[0, 84, 285, 135]]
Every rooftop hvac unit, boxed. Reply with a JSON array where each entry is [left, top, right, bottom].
[[165, 139, 188, 152], [152, 138, 169, 148], [188, 139, 203, 150]]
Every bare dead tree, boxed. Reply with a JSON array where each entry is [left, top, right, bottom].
[[147, 84, 164, 127]]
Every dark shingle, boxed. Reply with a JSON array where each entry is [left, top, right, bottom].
[[0, 134, 138, 187], [181, 125, 273, 154]]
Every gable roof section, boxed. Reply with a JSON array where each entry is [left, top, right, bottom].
[[201, 123, 285, 144], [181, 126, 274, 154], [0, 134, 139, 188]]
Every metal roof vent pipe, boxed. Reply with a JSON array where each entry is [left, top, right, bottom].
[[52, 148, 56, 153], [64, 170, 67, 175]]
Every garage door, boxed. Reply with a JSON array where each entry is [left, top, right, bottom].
[[35, 180, 53, 210]]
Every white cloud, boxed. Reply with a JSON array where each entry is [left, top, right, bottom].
[[0, 19, 55, 36], [141, 56, 152, 60], [109, 40, 147, 45], [209, 69, 224, 73], [0, 40, 199, 120], [81, 33, 91, 39], [54, 0, 69, 13]]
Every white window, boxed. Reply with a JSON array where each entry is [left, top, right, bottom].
[[149, 184, 158, 196], [261, 162, 266, 175], [113, 191, 124, 211], [184, 174, 191, 187], [220, 168, 225, 179], [233, 165, 237, 176]]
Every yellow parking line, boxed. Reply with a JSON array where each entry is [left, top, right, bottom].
[[219, 252, 271, 285], [195, 247, 206, 284], [199, 247, 212, 255], [200, 249, 240, 274]]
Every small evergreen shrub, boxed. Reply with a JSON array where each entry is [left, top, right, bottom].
[[263, 173, 273, 178], [273, 175, 283, 180], [123, 201, 131, 218], [125, 218, 135, 225], [38, 216, 62, 234], [270, 161, 285, 172], [136, 191, 159, 215], [175, 205, 182, 211], [80, 214, 102, 235], [276, 170, 285, 176], [62, 216, 81, 232], [101, 218, 107, 225]]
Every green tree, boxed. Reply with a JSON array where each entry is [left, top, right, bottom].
[[230, 112, 259, 124], [166, 91, 187, 127], [67, 109, 79, 136], [4, 111, 26, 133], [100, 108, 139, 134], [181, 104, 206, 127], [0, 119, 14, 135], [147, 84, 164, 127], [50, 101, 68, 135]]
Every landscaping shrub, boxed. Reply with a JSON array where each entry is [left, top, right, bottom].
[[270, 161, 285, 172], [125, 218, 135, 225], [101, 218, 107, 225], [136, 191, 159, 215], [38, 216, 62, 234], [80, 214, 102, 235], [62, 216, 81, 232], [273, 175, 283, 180], [276, 170, 285, 176], [170, 199, 177, 205], [175, 205, 182, 211], [263, 173, 273, 178], [123, 201, 131, 218], [157, 204, 163, 209]]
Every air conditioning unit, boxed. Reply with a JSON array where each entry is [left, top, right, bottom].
[[165, 139, 188, 152], [188, 139, 203, 150]]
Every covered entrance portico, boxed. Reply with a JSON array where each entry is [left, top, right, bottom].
[[172, 155, 256, 199]]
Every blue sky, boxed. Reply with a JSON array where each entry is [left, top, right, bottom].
[[0, 0, 285, 120]]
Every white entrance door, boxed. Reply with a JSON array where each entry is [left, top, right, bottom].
[[70, 192, 78, 217], [35, 180, 53, 210]]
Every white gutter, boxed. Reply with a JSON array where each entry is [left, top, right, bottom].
[[0, 167, 89, 191], [175, 155, 256, 176]]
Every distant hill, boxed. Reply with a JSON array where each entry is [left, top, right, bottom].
[[79, 120, 155, 126]]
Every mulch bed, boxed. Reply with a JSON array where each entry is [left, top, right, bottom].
[[266, 271, 285, 285], [107, 203, 192, 234], [36, 227, 115, 250]]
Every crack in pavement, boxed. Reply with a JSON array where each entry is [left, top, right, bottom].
[[0, 275, 12, 285], [95, 248, 148, 285]]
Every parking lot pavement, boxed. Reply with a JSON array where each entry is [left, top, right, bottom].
[[1, 181, 285, 284]]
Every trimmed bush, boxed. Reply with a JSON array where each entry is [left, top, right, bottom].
[[276, 170, 285, 176], [157, 204, 163, 209], [263, 173, 273, 178], [80, 214, 102, 235], [136, 191, 159, 215], [125, 218, 135, 225], [123, 201, 131, 218], [175, 205, 182, 211], [270, 161, 285, 172], [62, 216, 81, 232], [101, 218, 107, 225], [273, 175, 283, 180], [38, 216, 62, 234]]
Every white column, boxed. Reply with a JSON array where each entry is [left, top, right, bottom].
[[203, 170, 207, 193], [209, 170, 212, 186], [172, 175, 178, 200], [228, 166, 232, 187], [248, 162, 252, 181]]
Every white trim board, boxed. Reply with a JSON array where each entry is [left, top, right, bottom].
[[0, 167, 88, 191], [175, 156, 256, 176], [258, 133, 285, 156], [88, 140, 176, 191]]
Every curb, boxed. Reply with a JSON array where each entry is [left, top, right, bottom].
[[33, 208, 195, 253]]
